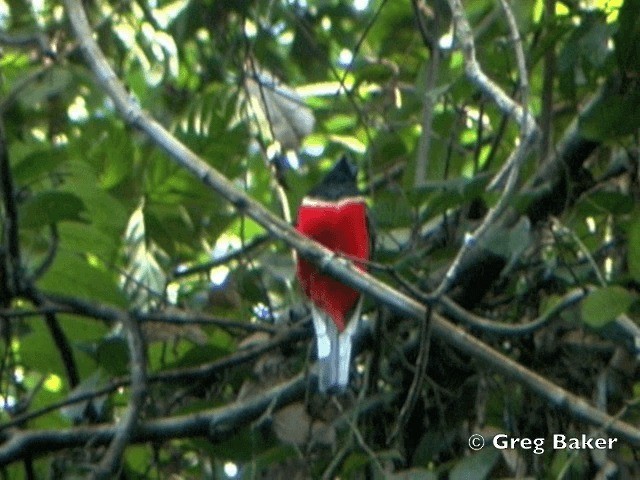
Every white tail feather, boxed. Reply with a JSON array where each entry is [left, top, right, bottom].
[[311, 299, 362, 393]]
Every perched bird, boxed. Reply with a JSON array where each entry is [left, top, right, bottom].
[[295, 157, 371, 393]]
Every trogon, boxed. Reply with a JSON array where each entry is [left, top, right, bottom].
[[295, 156, 371, 393]]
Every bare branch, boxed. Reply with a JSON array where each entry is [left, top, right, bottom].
[[413, 47, 440, 187], [0, 120, 21, 295], [441, 289, 586, 336], [0, 31, 51, 53], [447, 0, 536, 135], [40, 291, 279, 334], [488, 0, 532, 188], [389, 306, 432, 442], [171, 234, 270, 279], [0, 373, 307, 466], [433, 0, 539, 296], [499, 0, 529, 101]]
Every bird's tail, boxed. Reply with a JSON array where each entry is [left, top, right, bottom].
[[311, 298, 362, 393]]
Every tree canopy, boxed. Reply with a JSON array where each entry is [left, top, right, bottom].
[[1, 0, 640, 478]]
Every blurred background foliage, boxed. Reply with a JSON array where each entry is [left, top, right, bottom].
[[1, 0, 640, 478]]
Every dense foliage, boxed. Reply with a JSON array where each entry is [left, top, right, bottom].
[[1, 0, 640, 478]]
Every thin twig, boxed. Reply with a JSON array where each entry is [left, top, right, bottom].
[[389, 306, 433, 442], [92, 310, 146, 479], [540, 0, 556, 158], [40, 291, 278, 334], [551, 217, 607, 286], [31, 224, 59, 280], [489, 0, 531, 188], [413, 0, 441, 187], [171, 234, 270, 279], [43, 311, 80, 388], [414, 45, 440, 187]]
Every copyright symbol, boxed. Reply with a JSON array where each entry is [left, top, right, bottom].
[[468, 434, 484, 450]]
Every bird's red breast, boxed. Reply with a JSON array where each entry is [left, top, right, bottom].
[[296, 197, 370, 332]]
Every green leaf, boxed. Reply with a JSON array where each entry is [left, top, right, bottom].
[[355, 62, 395, 85], [12, 148, 67, 184], [98, 130, 134, 190], [20, 320, 69, 383], [20, 191, 88, 228], [614, 0, 640, 72], [579, 89, 640, 140], [581, 286, 636, 328], [61, 371, 109, 422], [388, 469, 438, 480], [96, 336, 129, 376], [170, 344, 234, 369], [578, 190, 635, 215], [59, 161, 129, 234], [20, 67, 73, 105], [341, 452, 370, 478], [38, 250, 126, 307], [125, 445, 153, 476], [373, 189, 414, 229], [413, 430, 455, 465], [449, 448, 500, 480], [29, 389, 70, 430], [549, 448, 588, 479], [370, 132, 408, 167], [121, 202, 167, 310], [57, 223, 121, 265], [56, 315, 109, 379], [629, 216, 640, 283]]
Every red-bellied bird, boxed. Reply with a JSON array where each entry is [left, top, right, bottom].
[[295, 157, 371, 393]]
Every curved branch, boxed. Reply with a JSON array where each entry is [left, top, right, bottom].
[[440, 289, 586, 336], [93, 311, 146, 478]]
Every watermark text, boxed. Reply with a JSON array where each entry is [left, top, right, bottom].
[[467, 433, 618, 454]]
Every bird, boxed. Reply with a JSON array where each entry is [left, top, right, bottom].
[[295, 156, 371, 393]]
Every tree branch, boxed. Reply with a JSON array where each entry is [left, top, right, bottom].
[[39, 291, 279, 334], [0, 373, 307, 466], [0, 119, 21, 295], [0, 31, 51, 54], [93, 309, 146, 479], [171, 234, 270, 279]]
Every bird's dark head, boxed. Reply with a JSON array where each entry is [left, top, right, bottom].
[[308, 156, 360, 201]]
